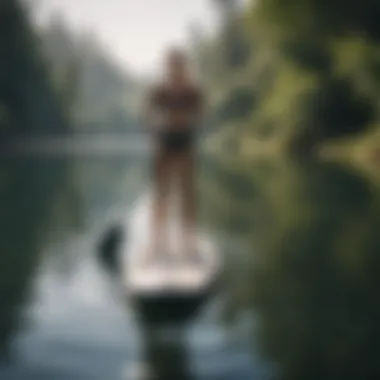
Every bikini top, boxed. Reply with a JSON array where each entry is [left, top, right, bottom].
[[150, 84, 202, 112]]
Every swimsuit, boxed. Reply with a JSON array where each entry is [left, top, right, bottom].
[[150, 85, 201, 154], [157, 128, 195, 153]]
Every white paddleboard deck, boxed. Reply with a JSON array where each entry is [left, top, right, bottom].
[[121, 195, 219, 296]]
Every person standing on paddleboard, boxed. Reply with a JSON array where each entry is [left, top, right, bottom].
[[143, 47, 204, 264]]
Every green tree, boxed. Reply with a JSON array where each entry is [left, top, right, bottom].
[[0, 0, 69, 137]]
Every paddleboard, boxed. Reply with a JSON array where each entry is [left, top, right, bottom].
[[121, 195, 220, 299]]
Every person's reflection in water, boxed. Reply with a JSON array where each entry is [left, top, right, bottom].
[[249, 161, 380, 380], [135, 323, 193, 380]]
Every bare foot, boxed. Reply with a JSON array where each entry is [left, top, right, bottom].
[[183, 237, 203, 266], [142, 242, 170, 268], [142, 244, 156, 267], [186, 250, 204, 266]]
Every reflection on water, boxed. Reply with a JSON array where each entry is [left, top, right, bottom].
[[137, 326, 192, 380], [0, 153, 257, 380], [0, 150, 379, 379], [206, 158, 380, 380], [0, 157, 70, 360]]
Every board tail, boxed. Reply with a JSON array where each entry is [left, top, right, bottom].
[[96, 223, 125, 277]]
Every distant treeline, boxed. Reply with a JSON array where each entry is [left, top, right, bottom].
[[0, 0, 68, 137], [40, 12, 140, 134], [0, 0, 139, 140]]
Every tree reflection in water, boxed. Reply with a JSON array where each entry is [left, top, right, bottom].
[[0, 158, 76, 362], [201, 155, 380, 379], [233, 160, 380, 380]]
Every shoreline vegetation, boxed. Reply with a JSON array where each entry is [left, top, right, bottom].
[[198, 0, 380, 182], [3, 0, 380, 182], [206, 129, 380, 188], [318, 129, 380, 184]]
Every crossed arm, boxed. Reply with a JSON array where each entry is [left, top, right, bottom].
[[140, 85, 205, 132]]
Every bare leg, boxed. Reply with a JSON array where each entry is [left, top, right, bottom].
[[177, 150, 198, 261], [146, 148, 171, 263]]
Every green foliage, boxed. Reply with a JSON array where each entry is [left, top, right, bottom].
[[216, 86, 256, 122], [0, 0, 69, 136], [250, 162, 380, 380], [304, 77, 375, 139], [205, 0, 380, 152]]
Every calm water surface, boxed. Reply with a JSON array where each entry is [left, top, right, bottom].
[[0, 147, 379, 380]]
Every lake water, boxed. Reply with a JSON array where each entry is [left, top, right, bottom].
[[0, 146, 379, 380]]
